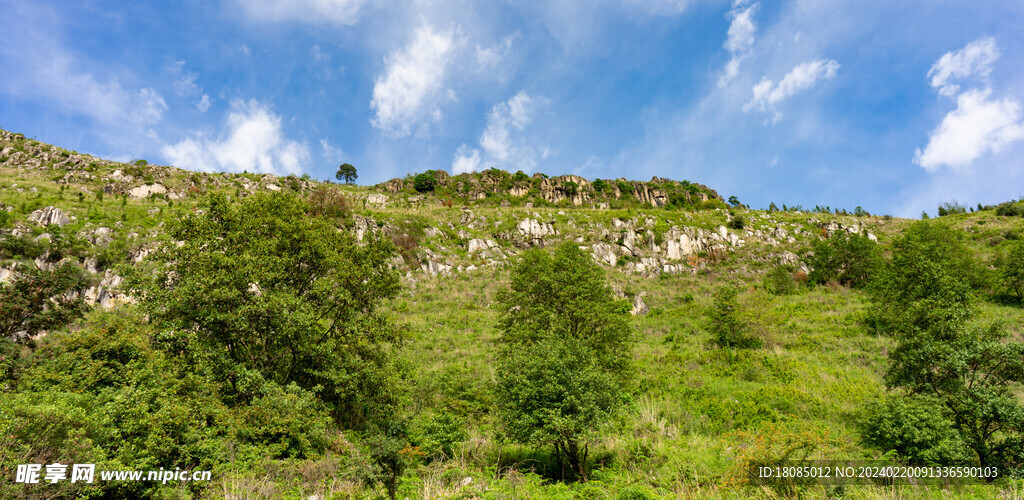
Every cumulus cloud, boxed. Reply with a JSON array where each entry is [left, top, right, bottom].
[[914, 89, 1024, 170], [451, 145, 482, 175], [927, 37, 999, 97], [915, 38, 1024, 172], [743, 59, 840, 121], [451, 91, 547, 174], [235, 0, 365, 25], [718, 0, 758, 87], [161, 99, 309, 175], [371, 25, 459, 137], [197, 94, 211, 112]]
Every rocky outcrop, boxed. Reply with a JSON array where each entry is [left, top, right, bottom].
[[28, 206, 71, 226], [129, 183, 167, 198]]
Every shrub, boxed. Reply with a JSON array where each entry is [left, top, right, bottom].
[[1002, 240, 1024, 304], [306, 185, 350, 222], [937, 200, 967, 216], [764, 265, 797, 295], [592, 179, 608, 192], [807, 231, 879, 288], [995, 201, 1024, 217], [413, 172, 438, 193], [859, 394, 971, 465], [728, 214, 745, 230], [708, 287, 760, 350]]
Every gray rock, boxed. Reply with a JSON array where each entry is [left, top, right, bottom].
[[28, 206, 71, 226]]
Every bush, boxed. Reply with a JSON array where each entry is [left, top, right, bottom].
[[413, 172, 438, 193], [1002, 240, 1024, 304], [995, 201, 1024, 217], [859, 394, 971, 465], [937, 200, 967, 216], [807, 231, 879, 288], [729, 214, 745, 230], [306, 185, 350, 222], [708, 287, 760, 349], [592, 179, 608, 192], [764, 265, 797, 295]]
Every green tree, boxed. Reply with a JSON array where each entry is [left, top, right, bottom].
[[0, 263, 88, 346], [134, 192, 403, 428], [708, 286, 760, 350], [335, 163, 358, 184], [807, 231, 880, 288], [413, 171, 438, 193], [728, 195, 740, 207], [1002, 240, 1024, 304], [868, 221, 1024, 471], [869, 222, 979, 334], [495, 242, 634, 481]]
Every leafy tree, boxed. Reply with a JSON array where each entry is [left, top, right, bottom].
[[807, 231, 880, 288], [859, 394, 972, 465], [0, 263, 88, 346], [592, 179, 608, 193], [1003, 240, 1024, 304], [495, 242, 634, 481], [869, 222, 980, 334], [335, 163, 358, 184], [708, 286, 760, 350], [728, 195, 740, 207], [413, 172, 437, 193], [868, 221, 1024, 471], [134, 192, 403, 428], [767, 202, 778, 212]]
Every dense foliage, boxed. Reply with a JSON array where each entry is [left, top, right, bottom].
[[135, 192, 403, 428], [807, 230, 879, 288], [495, 242, 635, 480], [868, 221, 1024, 472]]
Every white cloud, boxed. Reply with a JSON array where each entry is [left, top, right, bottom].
[[718, 1, 758, 87], [743, 59, 840, 120], [236, 0, 365, 25], [370, 25, 459, 137], [197, 94, 211, 112], [915, 37, 1024, 172], [452, 145, 482, 174], [914, 89, 1024, 171], [161, 99, 309, 175], [927, 37, 999, 97], [451, 91, 548, 174]]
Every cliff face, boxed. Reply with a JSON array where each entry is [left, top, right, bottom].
[[376, 170, 724, 209]]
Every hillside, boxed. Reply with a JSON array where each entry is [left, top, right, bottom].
[[3, 128, 1024, 499]]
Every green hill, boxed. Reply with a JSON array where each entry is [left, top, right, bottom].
[[3, 128, 1024, 499]]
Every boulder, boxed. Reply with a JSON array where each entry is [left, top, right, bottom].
[[28, 206, 71, 226]]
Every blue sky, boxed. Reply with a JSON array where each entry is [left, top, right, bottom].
[[2, 0, 1023, 217]]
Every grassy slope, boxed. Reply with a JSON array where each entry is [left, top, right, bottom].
[[3, 130, 1024, 498]]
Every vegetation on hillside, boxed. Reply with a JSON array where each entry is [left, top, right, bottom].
[[3, 129, 1024, 498]]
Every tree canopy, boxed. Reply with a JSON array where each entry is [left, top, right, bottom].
[[495, 242, 634, 480], [134, 192, 403, 428], [336, 163, 357, 184]]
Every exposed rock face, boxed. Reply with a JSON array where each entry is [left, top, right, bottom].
[[28, 206, 71, 226], [591, 242, 618, 267], [516, 218, 557, 247], [467, 238, 498, 253], [421, 260, 452, 276], [366, 193, 388, 205], [129, 183, 167, 198], [631, 292, 649, 316]]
